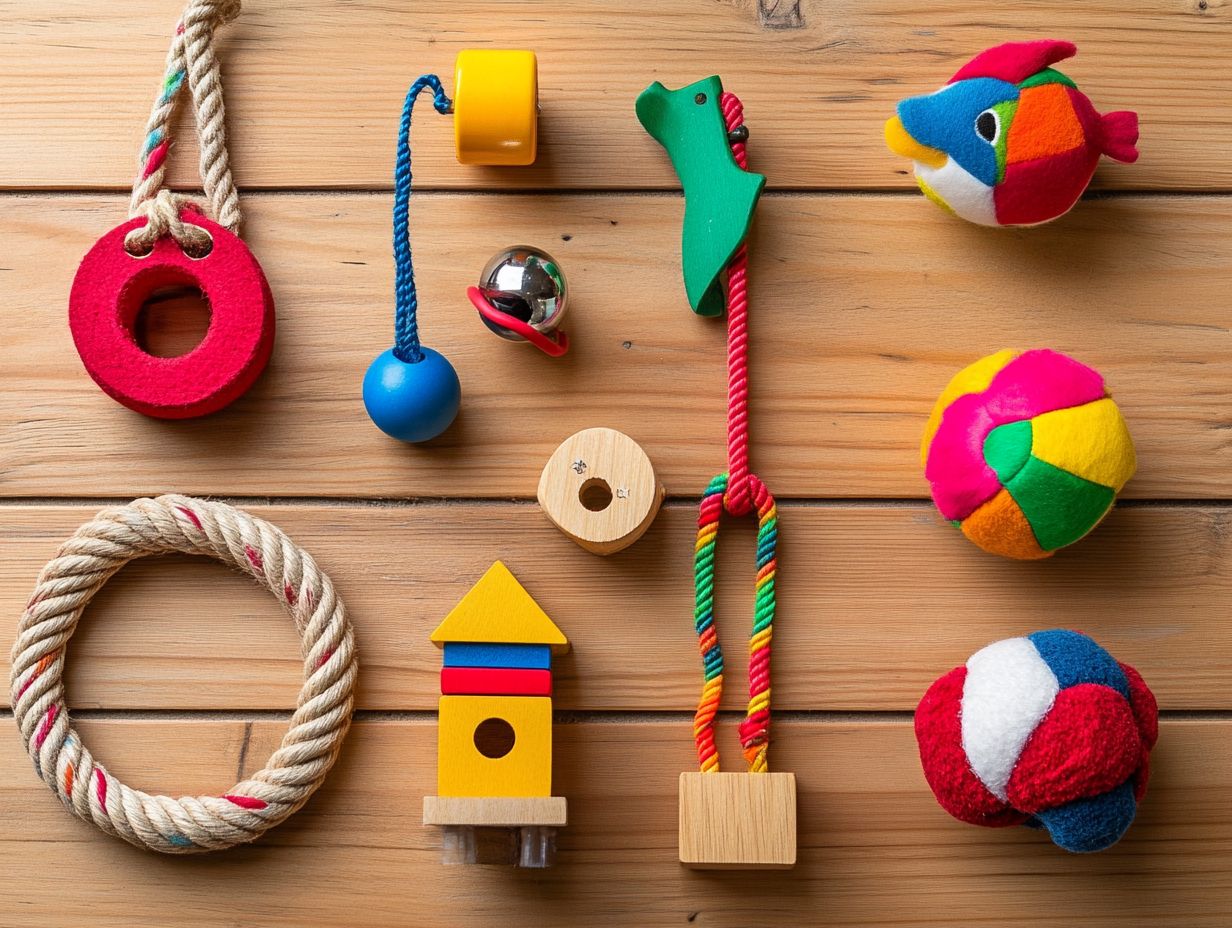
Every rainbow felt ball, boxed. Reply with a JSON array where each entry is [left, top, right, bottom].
[[922, 348, 1135, 559], [916, 630, 1158, 853]]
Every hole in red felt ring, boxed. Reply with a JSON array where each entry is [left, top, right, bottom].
[[181, 228, 214, 260], [579, 477, 613, 512], [473, 718, 516, 759], [134, 282, 213, 358]]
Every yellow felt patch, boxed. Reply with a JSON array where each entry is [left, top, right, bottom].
[[1030, 398, 1137, 491], [1006, 83, 1086, 165], [921, 349, 1020, 465], [885, 116, 947, 168], [431, 560, 569, 653], [961, 489, 1050, 560], [437, 695, 554, 797]]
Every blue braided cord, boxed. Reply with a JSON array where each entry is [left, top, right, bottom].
[[392, 74, 453, 364]]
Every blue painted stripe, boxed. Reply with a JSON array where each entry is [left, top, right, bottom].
[[1028, 629, 1129, 699], [442, 642, 551, 670]]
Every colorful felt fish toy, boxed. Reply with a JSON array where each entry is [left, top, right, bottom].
[[885, 40, 1139, 226]]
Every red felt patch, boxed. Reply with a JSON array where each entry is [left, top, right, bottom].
[[949, 39, 1077, 86], [1119, 661, 1159, 749], [994, 143, 1099, 226], [440, 666, 553, 697], [1006, 683, 1142, 814], [69, 210, 275, 419], [915, 666, 1026, 827]]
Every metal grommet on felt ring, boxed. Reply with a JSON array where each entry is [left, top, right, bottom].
[[69, 209, 275, 419], [537, 428, 664, 555], [9, 495, 358, 854], [453, 49, 538, 166]]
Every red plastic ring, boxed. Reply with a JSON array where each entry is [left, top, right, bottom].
[[466, 286, 569, 357], [69, 210, 275, 419]]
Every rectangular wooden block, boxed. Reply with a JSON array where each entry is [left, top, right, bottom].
[[437, 695, 553, 797], [442, 642, 552, 670], [440, 666, 553, 697], [678, 772, 797, 869], [423, 795, 568, 827]]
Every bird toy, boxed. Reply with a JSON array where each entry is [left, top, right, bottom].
[[9, 496, 358, 853], [638, 76, 795, 870], [885, 40, 1139, 226], [916, 630, 1158, 853], [363, 52, 547, 443], [68, 0, 274, 419], [922, 348, 1136, 559]]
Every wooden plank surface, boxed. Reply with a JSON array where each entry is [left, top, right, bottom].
[[5, 1, 1231, 923], [1, 1, 1229, 191], [4, 193, 1230, 499], [1, 718, 1228, 927], [3, 503, 1229, 712]]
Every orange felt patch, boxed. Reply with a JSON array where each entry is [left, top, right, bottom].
[[1006, 83, 1085, 165], [961, 488, 1050, 559]]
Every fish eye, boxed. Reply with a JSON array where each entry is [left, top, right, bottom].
[[975, 109, 999, 143]]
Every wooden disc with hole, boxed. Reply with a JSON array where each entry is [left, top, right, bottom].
[[537, 428, 664, 555], [68, 210, 275, 419]]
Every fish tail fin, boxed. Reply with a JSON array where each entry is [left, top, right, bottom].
[[1099, 111, 1139, 163]]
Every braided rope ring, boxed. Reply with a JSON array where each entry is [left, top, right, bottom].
[[9, 495, 358, 854]]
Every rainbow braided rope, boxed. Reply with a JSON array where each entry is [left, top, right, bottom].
[[692, 473, 779, 774]]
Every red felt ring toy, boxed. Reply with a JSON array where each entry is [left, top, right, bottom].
[[69, 209, 275, 419], [466, 286, 569, 357]]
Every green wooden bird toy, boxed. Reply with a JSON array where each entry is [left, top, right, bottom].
[[636, 75, 766, 317]]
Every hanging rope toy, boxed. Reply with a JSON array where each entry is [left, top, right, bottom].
[[68, 0, 274, 419], [9, 496, 358, 854], [363, 51, 550, 443], [637, 76, 796, 869]]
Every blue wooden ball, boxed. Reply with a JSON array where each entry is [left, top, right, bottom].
[[363, 347, 460, 443]]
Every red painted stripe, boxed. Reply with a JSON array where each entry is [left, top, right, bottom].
[[440, 666, 552, 697], [224, 794, 268, 810], [35, 704, 58, 749], [177, 506, 203, 530], [95, 769, 107, 807]]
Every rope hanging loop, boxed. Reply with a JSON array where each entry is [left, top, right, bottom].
[[126, 0, 244, 255], [9, 495, 358, 854]]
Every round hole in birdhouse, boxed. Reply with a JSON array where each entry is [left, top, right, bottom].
[[579, 477, 613, 512], [473, 717, 516, 759]]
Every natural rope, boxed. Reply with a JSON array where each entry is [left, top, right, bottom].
[[691, 91, 780, 774], [10, 495, 358, 854], [126, 0, 243, 255], [392, 74, 453, 364]]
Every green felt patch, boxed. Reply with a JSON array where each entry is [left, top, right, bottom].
[[992, 99, 1018, 183], [1005, 455, 1115, 551], [983, 420, 1033, 485], [1018, 68, 1077, 90]]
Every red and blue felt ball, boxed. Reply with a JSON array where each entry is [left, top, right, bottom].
[[915, 630, 1158, 852]]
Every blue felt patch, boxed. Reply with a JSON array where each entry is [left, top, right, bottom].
[[1035, 780, 1137, 853], [1029, 629, 1130, 699], [896, 78, 1020, 187], [442, 642, 551, 670]]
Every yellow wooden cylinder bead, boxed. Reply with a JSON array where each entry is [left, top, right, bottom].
[[453, 49, 538, 166]]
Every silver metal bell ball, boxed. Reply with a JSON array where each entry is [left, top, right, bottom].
[[476, 245, 568, 340]]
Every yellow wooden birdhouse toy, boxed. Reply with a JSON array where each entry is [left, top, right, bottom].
[[422, 561, 569, 867]]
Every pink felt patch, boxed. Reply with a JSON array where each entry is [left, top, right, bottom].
[[69, 210, 275, 419], [925, 350, 1107, 520], [949, 40, 1077, 86], [916, 666, 1026, 828], [1006, 683, 1142, 814]]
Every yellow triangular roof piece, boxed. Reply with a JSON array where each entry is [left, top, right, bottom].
[[431, 561, 569, 653]]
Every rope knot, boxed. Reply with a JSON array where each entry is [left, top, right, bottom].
[[186, 0, 242, 28], [125, 190, 213, 255]]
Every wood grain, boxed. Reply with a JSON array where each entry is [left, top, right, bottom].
[[1, 1, 1228, 191], [4, 503, 1227, 712], [4, 193, 1230, 500], [1, 718, 1227, 927]]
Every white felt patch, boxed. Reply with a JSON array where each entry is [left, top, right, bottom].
[[961, 636, 1060, 800], [915, 158, 998, 226]]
